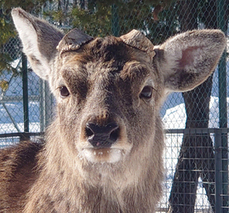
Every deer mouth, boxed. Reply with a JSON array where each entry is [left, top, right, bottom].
[[81, 147, 125, 163]]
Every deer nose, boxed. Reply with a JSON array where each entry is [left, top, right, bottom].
[[85, 122, 120, 148]]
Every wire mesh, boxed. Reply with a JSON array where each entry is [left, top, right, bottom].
[[0, 38, 54, 142], [0, 0, 229, 212]]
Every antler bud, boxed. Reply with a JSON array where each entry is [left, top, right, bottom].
[[120, 29, 155, 59], [57, 28, 93, 56]]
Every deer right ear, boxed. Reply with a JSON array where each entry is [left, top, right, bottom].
[[154, 30, 226, 92], [11, 8, 64, 80]]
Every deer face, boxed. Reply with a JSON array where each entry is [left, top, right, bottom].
[[54, 37, 162, 163]]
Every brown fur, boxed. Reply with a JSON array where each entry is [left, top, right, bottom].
[[0, 142, 42, 212], [0, 8, 226, 213]]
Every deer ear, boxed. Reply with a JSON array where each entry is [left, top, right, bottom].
[[11, 8, 64, 80], [154, 30, 226, 92]]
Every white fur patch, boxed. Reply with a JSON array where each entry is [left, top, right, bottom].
[[81, 148, 124, 163]]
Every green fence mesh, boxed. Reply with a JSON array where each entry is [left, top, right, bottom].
[[0, 0, 228, 212]]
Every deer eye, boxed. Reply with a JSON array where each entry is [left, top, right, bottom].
[[140, 86, 153, 99], [59, 86, 70, 98]]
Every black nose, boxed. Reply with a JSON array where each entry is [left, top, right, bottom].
[[85, 122, 120, 148]]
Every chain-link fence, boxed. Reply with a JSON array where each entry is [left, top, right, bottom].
[[0, 36, 54, 146], [0, 0, 229, 212]]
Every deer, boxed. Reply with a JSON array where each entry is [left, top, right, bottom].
[[0, 7, 226, 213]]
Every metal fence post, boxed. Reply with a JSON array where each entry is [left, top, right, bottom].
[[40, 79, 45, 132], [217, 1, 228, 212], [215, 129, 222, 213], [22, 53, 29, 139]]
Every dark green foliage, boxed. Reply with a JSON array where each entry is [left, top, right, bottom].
[[43, 0, 177, 39]]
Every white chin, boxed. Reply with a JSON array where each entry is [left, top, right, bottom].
[[81, 148, 123, 163]]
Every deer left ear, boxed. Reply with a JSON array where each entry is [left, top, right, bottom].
[[11, 8, 64, 81], [154, 29, 226, 92]]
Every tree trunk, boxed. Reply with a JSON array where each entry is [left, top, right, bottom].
[[168, 76, 215, 213], [168, 0, 216, 212]]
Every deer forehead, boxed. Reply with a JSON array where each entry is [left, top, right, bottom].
[[56, 37, 158, 93]]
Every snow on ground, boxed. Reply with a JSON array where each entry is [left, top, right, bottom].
[[163, 96, 229, 129], [0, 122, 40, 134], [0, 101, 40, 133]]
